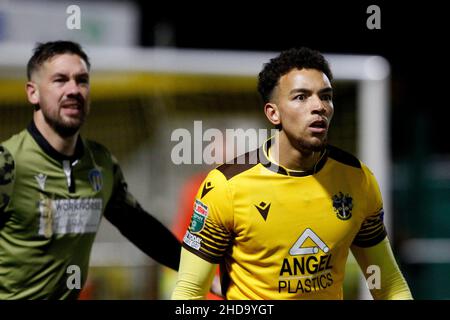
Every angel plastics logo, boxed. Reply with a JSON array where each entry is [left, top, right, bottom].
[[279, 228, 334, 294]]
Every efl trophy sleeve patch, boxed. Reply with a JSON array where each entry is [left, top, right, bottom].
[[189, 199, 209, 233]]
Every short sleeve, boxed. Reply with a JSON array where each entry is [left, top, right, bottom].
[[182, 169, 234, 263], [352, 164, 387, 247], [0, 146, 15, 214]]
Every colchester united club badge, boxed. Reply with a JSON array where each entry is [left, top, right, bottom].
[[88, 168, 103, 192]]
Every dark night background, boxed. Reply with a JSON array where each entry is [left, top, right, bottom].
[[135, 1, 449, 158]]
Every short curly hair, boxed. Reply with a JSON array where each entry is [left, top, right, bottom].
[[27, 40, 90, 80], [257, 47, 333, 103]]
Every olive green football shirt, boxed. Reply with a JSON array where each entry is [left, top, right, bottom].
[[0, 122, 128, 299]]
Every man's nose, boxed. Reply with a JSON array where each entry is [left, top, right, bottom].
[[66, 79, 81, 95], [310, 95, 326, 114]]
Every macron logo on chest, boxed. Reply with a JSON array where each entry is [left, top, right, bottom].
[[35, 173, 47, 191]]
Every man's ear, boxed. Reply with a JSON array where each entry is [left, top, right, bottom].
[[264, 102, 280, 126], [26, 81, 39, 105]]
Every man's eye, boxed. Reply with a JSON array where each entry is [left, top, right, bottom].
[[54, 78, 65, 83], [294, 94, 307, 101], [321, 94, 333, 101]]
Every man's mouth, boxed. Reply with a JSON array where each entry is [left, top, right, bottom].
[[308, 119, 328, 134], [60, 100, 84, 118], [61, 100, 82, 109]]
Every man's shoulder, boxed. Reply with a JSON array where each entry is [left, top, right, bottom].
[[0, 145, 15, 172], [84, 139, 112, 157], [1, 129, 30, 156], [326, 145, 380, 186], [83, 140, 121, 170], [214, 149, 260, 181], [326, 145, 362, 169], [0, 144, 15, 211]]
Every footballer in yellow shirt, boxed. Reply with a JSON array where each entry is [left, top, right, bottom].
[[172, 47, 412, 300]]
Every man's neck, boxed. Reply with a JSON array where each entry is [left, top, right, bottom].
[[33, 116, 78, 157], [269, 131, 321, 172]]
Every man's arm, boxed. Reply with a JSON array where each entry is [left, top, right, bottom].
[[0, 146, 14, 218], [104, 157, 181, 271], [351, 236, 413, 300], [351, 164, 412, 299], [172, 168, 234, 299], [172, 248, 216, 299]]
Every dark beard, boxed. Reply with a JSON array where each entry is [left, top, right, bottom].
[[277, 125, 328, 155], [297, 137, 327, 153], [284, 134, 328, 158], [42, 111, 83, 138]]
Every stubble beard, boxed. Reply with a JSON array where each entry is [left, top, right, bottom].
[[280, 123, 329, 156], [42, 106, 86, 138], [295, 135, 328, 155]]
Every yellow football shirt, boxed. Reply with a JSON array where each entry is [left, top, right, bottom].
[[182, 138, 386, 299]]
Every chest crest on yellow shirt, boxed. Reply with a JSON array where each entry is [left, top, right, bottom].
[[332, 192, 353, 220]]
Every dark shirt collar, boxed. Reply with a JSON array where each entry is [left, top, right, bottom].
[[27, 121, 84, 162], [258, 137, 328, 177]]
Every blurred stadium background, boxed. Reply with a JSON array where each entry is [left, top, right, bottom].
[[0, 0, 448, 299]]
